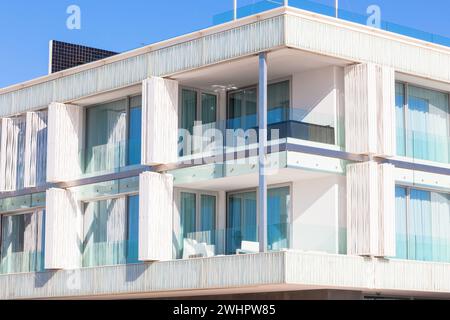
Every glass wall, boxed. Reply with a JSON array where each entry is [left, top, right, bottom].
[[227, 186, 290, 254], [396, 82, 449, 164], [178, 191, 217, 258], [82, 195, 139, 267], [395, 186, 450, 262], [0, 210, 45, 274], [84, 96, 142, 175]]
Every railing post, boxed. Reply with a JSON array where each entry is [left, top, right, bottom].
[[284, 0, 289, 7], [258, 52, 268, 253], [233, 0, 237, 20]]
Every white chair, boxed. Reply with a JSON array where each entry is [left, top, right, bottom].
[[183, 238, 216, 259], [236, 241, 260, 254]]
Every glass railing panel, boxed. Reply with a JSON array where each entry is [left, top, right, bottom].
[[395, 233, 450, 263], [213, 0, 450, 49], [0, 193, 46, 213], [79, 139, 142, 178], [397, 127, 450, 164], [179, 107, 343, 158], [180, 223, 291, 259], [82, 240, 138, 268], [0, 250, 44, 274]]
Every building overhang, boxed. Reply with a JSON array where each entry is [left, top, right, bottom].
[[2, 251, 450, 300]]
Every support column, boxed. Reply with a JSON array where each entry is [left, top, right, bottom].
[[258, 52, 268, 253]]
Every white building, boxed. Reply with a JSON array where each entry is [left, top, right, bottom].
[[0, 5, 449, 300]]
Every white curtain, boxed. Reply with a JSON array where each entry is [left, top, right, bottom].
[[25, 111, 48, 187], [408, 86, 449, 163], [83, 197, 127, 267], [85, 100, 127, 174], [430, 192, 450, 262], [0, 210, 44, 274], [0, 116, 26, 191]]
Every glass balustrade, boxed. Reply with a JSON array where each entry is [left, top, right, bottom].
[[82, 240, 139, 268], [179, 107, 343, 158], [0, 250, 44, 274]]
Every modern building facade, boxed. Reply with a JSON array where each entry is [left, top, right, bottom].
[[0, 5, 450, 300]]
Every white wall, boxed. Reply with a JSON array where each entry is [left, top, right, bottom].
[[292, 66, 344, 146], [291, 175, 346, 254]]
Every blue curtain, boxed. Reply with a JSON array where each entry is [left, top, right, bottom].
[[127, 195, 139, 264], [200, 195, 216, 232], [396, 187, 450, 263], [395, 83, 406, 156], [227, 187, 289, 253], [407, 86, 449, 163], [395, 187, 408, 259], [127, 97, 142, 166], [180, 192, 196, 239], [268, 187, 290, 250]]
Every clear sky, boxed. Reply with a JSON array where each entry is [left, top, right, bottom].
[[1, 0, 450, 88]]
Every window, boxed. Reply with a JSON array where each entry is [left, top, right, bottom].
[[395, 186, 450, 262], [179, 89, 218, 156], [82, 195, 139, 267], [178, 191, 217, 258], [85, 96, 142, 174], [227, 186, 290, 254], [0, 210, 45, 274], [396, 82, 449, 163]]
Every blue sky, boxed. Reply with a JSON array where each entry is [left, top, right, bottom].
[[1, 0, 450, 88]]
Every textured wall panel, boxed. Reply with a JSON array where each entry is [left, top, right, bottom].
[[24, 111, 48, 188], [46, 103, 84, 183], [0, 116, 26, 191], [347, 162, 379, 256], [139, 172, 174, 261], [45, 188, 83, 270], [378, 163, 396, 257], [0, 15, 284, 117], [345, 63, 396, 156], [141, 77, 178, 165], [347, 162, 396, 257], [285, 14, 450, 82]]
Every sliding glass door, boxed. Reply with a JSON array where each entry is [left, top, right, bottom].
[[226, 186, 290, 254], [0, 210, 44, 274], [82, 195, 139, 267], [179, 89, 218, 156], [85, 96, 142, 174], [395, 186, 450, 262], [178, 191, 217, 258], [396, 82, 449, 163]]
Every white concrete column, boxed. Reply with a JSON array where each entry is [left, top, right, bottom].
[[139, 172, 174, 261], [347, 162, 395, 257], [258, 52, 268, 253], [47, 102, 84, 183], [344, 63, 396, 157], [141, 77, 179, 166], [45, 188, 83, 270]]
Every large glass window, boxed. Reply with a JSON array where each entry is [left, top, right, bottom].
[[0, 210, 45, 274], [227, 186, 290, 254], [395, 186, 450, 262], [178, 191, 217, 258], [396, 82, 449, 163], [85, 96, 142, 174], [82, 195, 139, 267]]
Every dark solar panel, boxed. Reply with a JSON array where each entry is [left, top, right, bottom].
[[49, 40, 118, 74]]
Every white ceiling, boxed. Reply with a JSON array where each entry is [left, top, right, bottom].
[[173, 48, 351, 91]]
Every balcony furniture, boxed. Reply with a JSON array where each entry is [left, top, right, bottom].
[[236, 241, 260, 254], [183, 238, 215, 259]]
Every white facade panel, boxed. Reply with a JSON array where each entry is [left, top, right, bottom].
[[24, 111, 48, 188], [141, 77, 178, 166], [44, 188, 83, 270], [139, 172, 174, 261], [46, 103, 84, 183]]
